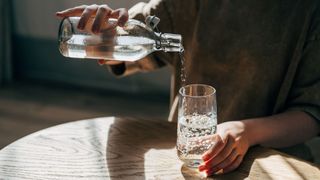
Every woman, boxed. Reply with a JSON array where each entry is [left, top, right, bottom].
[[57, 0, 320, 176]]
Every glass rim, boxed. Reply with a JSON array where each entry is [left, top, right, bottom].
[[179, 84, 216, 98]]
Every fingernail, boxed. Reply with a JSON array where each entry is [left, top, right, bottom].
[[198, 165, 206, 171], [98, 60, 105, 66]]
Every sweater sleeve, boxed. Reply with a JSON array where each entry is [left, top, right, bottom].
[[285, 5, 320, 124]]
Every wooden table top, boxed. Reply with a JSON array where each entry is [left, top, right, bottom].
[[0, 117, 319, 180]]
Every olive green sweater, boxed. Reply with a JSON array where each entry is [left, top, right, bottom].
[[109, 0, 320, 160]]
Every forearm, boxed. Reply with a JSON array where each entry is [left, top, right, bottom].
[[244, 111, 320, 148]]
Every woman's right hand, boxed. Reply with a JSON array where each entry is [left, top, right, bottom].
[[56, 4, 129, 65], [56, 4, 128, 32]]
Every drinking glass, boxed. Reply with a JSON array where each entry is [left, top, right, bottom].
[[177, 84, 217, 168]]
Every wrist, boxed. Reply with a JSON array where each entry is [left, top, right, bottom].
[[242, 119, 259, 147]]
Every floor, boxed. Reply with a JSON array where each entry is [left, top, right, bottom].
[[0, 81, 169, 149], [0, 81, 319, 165]]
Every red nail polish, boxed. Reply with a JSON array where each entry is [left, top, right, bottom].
[[198, 165, 205, 171], [98, 60, 104, 65]]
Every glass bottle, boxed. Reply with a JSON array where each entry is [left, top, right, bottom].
[[58, 16, 182, 61]]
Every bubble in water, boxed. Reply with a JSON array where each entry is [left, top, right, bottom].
[[177, 114, 217, 165]]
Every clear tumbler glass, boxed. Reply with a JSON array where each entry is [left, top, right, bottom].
[[177, 84, 217, 168]]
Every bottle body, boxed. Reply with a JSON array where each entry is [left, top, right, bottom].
[[58, 17, 182, 61]]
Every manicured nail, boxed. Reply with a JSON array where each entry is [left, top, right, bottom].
[[98, 60, 105, 65], [198, 165, 206, 171]]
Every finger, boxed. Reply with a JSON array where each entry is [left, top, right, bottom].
[[98, 60, 123, 66], [201, 135, 225, 161], [110, 8, 129, 27], [209, 148, 239, 173], [56, 5, 87, 17], [92, 5, 112, 33], [221, 155, 244, 174], [201, 134, 235, 170], [78, 4, 99, 30]]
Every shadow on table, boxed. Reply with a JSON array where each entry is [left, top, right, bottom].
[[105, 118, 319, 180], [180, 161, 256, 180], [105, 118, 266, 180], [180, 146, 319, 180], [106, 117, 176, 179]]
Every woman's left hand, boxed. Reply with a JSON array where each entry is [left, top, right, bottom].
[[198, 121, 251, 176]]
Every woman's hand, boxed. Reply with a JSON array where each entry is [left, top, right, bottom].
[[56, 4, 128, 31], [199, 121, 251, 176], [56, 4, 129, 66]]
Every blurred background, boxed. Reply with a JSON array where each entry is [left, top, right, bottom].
[[0, 0, 171, 149]]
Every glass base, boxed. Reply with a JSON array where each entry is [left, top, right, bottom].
[[184, 159, 203, 168], [181, 163, 207, 178]]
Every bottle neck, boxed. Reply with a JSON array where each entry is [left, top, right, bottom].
[[155, 33, 183, 52]]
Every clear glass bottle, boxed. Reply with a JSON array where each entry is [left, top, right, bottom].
[[58, 16, 182, 61]]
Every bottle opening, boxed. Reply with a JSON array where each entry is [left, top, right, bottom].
[[159, 33, 183, 52]]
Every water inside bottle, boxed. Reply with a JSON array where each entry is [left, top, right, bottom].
[[59, 34, 156, 61], [59, 29, 187, 84]]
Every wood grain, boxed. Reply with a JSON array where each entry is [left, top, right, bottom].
[[0, 117, 319, 180]]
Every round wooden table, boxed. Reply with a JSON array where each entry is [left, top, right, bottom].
[[0, 117, 319, 179]]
